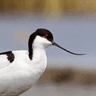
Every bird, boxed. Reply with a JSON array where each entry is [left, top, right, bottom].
[[0, 28, 85, 96]]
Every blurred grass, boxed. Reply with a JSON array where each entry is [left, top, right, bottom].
[[0, 0, 96, 14], [39, 68, 96, 85]]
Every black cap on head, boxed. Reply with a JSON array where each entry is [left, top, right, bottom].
[[28, 28, 54, 60], [36, 28, 53, 42]]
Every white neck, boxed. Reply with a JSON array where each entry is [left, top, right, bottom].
[[32, 47, 47, 74], [29, 36, 52, 74]]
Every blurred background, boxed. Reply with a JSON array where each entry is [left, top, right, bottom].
[[0, 0, 96, 96]]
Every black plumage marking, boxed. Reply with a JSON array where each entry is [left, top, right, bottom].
[[0, 51, 15, 63], [36, 29, 53, 42], [28, 32, 37, 60], [28, 28, 54, 60]]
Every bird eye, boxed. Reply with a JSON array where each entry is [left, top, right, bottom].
[[44, 34, 48, 38]]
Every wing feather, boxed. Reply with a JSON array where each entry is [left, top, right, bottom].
[[0, 51, 15, 69]]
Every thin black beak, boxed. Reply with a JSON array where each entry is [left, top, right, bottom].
[[52, 42, 85, 55]]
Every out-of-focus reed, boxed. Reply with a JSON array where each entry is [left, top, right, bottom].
[[0, 0, 96, 14]]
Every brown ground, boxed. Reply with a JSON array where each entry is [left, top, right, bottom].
[[38, 68, 96, 85]]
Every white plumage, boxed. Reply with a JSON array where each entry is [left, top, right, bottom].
[[0, 28, 84, 96]]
